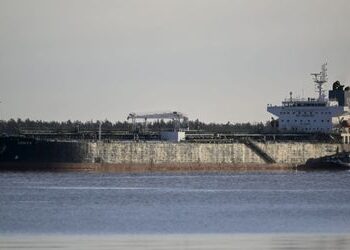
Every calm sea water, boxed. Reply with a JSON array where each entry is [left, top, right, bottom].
[[1, 170, 350, 249], [1, 170, 350, 234]]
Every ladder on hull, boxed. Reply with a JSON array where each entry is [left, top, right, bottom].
[[242, 138, 276, 164]]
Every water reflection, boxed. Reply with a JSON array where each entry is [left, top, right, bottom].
[[2, 234, 350, 250]]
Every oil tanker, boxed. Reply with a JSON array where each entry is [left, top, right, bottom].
[[1, 64, 348, 171]]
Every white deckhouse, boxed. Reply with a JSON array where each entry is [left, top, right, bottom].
[[267, 63, 350, 134]]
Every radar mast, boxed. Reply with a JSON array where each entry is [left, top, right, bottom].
[[311, 63, 328, 101]]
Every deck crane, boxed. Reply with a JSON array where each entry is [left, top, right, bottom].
[[127, 111, 189, 132]]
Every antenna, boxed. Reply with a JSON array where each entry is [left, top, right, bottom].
[[311, 63, 328, 101]]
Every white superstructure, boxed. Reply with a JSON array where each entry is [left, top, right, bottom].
[[267, 63, 349, 133]]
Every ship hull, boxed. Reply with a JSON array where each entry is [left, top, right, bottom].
[[0, 136, 88, 163], [0, 162, 294, 172]]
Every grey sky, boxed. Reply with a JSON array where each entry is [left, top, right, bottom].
[[0, 0, 349, 123]]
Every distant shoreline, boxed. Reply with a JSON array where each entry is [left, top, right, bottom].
[[0, 162, 296, 172]]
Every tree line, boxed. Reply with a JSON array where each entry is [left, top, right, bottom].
[[0, 118, 268, 135]]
